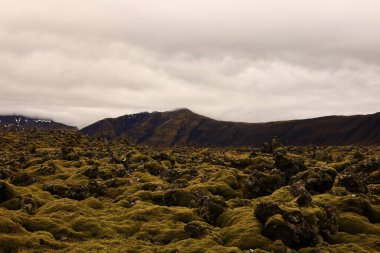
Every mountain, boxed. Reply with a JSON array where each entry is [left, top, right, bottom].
[[80, 109, 380, 147], [0, 115, 77, 131]]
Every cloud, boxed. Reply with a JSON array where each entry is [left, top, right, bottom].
[[0, 0, 380, 127]]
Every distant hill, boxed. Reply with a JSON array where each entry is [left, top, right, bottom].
[[0, 115, 77, 131], [80, 109, 380, 147]]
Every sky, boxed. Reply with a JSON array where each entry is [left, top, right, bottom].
[[1, 0, 380, 128]]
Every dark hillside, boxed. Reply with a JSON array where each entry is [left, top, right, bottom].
[[81, 109, 380, 147]]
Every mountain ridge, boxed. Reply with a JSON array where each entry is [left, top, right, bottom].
[[80, 109, 380, 147], [0, 115, 77, 131]]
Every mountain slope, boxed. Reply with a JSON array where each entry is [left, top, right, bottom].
[[81, 109, 380, 147], [0, 115, 77, 131]]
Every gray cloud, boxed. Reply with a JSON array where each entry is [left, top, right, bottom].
[[0, 0, 380, 127]]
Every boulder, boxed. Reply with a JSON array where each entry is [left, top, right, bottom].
[[274, 153, 306, 181], [255, 201, 339, 249], [162, 188, 195, 207], [254, 201, 282, 223], [67, 185, 90, 200], [37, 164, 56, 176], [0, 181, 17, 203], [339, 173, 369, 193], [290, 167, 337, 194], [87, 180, 108, 197], [245, 169, 286, 198], [184, 221, 208, 238], [82, 166, 99, 179], [198, 195, 227, 226], [0, 166, 13, 180], [10, 173, 36, 186], [262, 136, 284, 153], [43, 184, 69, 197], [296, 191, 312, 207]]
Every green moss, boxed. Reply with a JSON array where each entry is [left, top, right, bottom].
[[256, 186, 295, 204], [1, 131, 380, 252], [163, 238, 220, 253], [330, 232, 380, 251], [82, 197, 105, 210], [70, 217, 114, 238], [205, 246, 242, 253], [0, 215, 23, 233], [0, 197, 21, 210], [37, 198, 96, 216], [23, 157, 44, 169], [21, 216, 82, 240], [338, 212, 380, 235], [0, 231, 67, 253], [299, 242, 379, 253], [219, 207, 271, 250], [244, 156, 274, 172]]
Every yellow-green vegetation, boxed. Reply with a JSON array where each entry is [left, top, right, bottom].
[[0, 131, 379, 252]]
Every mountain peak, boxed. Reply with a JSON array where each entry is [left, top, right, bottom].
[[171, 108, 193, 113]]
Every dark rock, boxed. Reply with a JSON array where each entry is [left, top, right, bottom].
[[339, 173, 369, 193], [290, 181, 307, 197], [318, 203, 339, 236], [161, 169, 183, 183], [67, 185, 90, 200], [274, 153, 307, 181], [61, 146, 79, 161], [198, 195, 227, 225], [87, 180, 108, 197], [43, 184, 69, 197], [98, 171, 113, 180], [141, 182, 159, 191], [0, 181, 17, 203], [290, 167, 337, 194], [255, 202, 339, 249], [254, 201, 282, 223], [358, 157, 380, 173], [282, 210, 305, 224], [144, 161, 166, 176], [172, 179, 189, 189], [0, 166, 14, 179], [82, 166, 99, 179], [245, 169, 286, 198], [184, 221, 208, 238], [162, 189, 195, 207], [230, 158, 254, 169], [312, 150, 333, 162], [113, 167, 127, 178], [105, 178, 124, 188], [262, 136, 284, 153], [296, 192, 312, 207], [261, 209, 337, 249], [10, 173, 36, 186], [152, 152, 171, 162], [353, 152, 365, 162], [37, 164, 56, 176]]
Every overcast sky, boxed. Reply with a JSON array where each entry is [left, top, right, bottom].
[[1, 0, 380, 128]]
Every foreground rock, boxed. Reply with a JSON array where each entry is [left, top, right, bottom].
[[254, 201, 339, 249]]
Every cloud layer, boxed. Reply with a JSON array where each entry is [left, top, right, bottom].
[[1, 0, 380, 127]]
